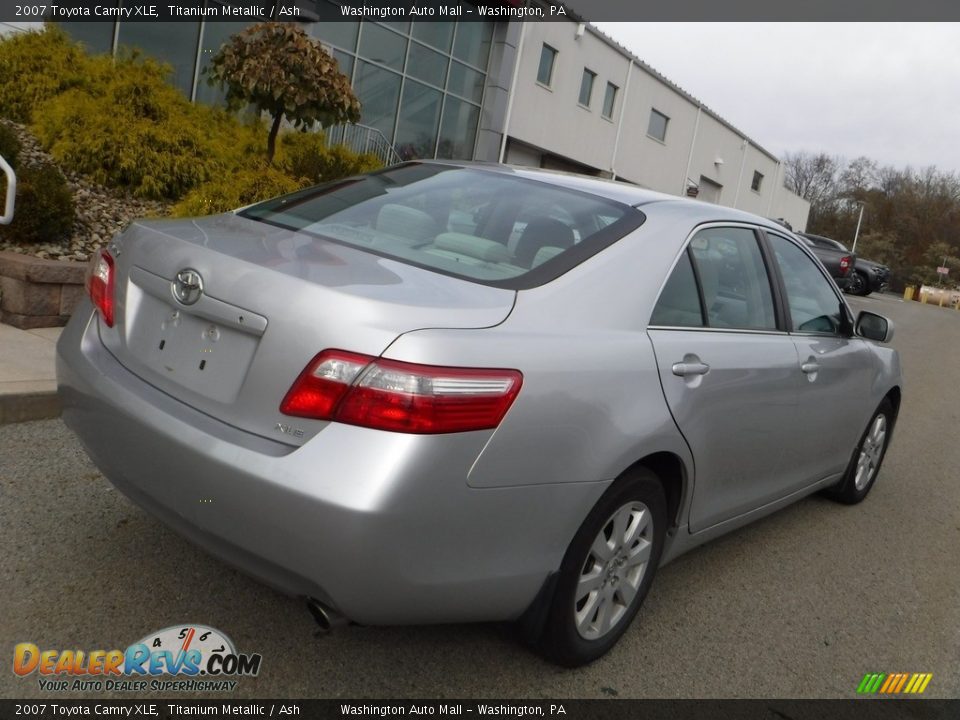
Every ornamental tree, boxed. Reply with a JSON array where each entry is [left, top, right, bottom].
[[209, 22, 361, 163]]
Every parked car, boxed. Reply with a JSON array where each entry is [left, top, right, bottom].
[[769, 220, 855, 289], [58, 163, 902, 667], [799, 232, 890, 296]]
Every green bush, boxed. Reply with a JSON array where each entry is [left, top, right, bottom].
[[3, 26, 381, 208], [172, 132, 383, 217], [0, 124, 21, 169], [0, 27, 94, 123], [278, 131, 381, 185], [32, 57, 247, 200], [0, 161, 75, 245], [170, 163, 305, 217]]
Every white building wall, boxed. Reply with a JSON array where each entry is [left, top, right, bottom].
[[501, 22, 810, 230], [614, 65, 698, 191], [506, 22, 623, 171], [734, 144, 781, 217], [773, 185, 811, 231]]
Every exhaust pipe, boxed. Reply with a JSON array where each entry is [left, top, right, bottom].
[[306, 597, 347, 634]]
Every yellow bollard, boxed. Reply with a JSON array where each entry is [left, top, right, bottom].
[[904, 285, 914, 301], [940, 294, 945, 307], [921, 292, 928, 304]]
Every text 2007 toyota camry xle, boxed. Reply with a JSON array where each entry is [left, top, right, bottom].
[[57, 162, 901, 666]]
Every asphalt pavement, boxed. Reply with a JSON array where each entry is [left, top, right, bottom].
[[1, 292, 958, 699]]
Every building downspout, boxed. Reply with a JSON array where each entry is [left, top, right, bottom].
[[191, 22, 206, 103], [498, 22, 527, 164], [609, 59, 633, 181], [733, 138, 748, 207], [766, 160, 782, 216], [682, 105, 702, 194]]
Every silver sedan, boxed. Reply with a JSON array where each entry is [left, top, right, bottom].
[[57, 162, 901, 666]]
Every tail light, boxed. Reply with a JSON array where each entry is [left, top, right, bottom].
[[839, 255, 852, 276], [280, 350, 523, 434], [86, 249, 115, 327]]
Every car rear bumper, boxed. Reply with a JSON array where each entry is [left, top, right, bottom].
[[56, 304, 608, 625]]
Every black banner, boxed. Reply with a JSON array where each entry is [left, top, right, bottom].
[[0, 700, 957, 720], [4, 0, 960, 22]]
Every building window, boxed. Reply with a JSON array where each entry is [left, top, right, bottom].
[[395, 80, 443, 161], [358, 23, 407, 72], [752, 170, 764, 192], [537, 44, 557, 86], [354, 60, 403, 142], [116, 22, 201, 97], [648, 109, 669, 142], [578, 68, 596, 107], [196, 22, 256, 105], [59, 22, 115, 55], [602, 82, 618, 119]]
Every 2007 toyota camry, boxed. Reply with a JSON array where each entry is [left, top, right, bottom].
[[57, 162, 901, 666]]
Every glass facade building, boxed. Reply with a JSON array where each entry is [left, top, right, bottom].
[[61, 3, 496, 162], [311, 8, 494, 160]]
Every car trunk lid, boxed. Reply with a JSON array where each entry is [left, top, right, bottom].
[[98, 214, 516, 446]]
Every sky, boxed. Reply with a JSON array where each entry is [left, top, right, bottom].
[[592, 23, 960, 175]]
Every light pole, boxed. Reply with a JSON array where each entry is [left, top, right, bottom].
[[851, 200, 866, 253]]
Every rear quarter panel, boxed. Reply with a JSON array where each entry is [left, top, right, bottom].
[[382, 206, 697, 495]]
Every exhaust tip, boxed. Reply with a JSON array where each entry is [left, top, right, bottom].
[[306, 597, 344, 634]]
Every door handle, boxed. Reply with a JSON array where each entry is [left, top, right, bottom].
[[801, 361, 820, 374], [672, 361, 710, 377]]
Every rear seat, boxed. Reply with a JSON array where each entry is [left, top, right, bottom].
[[426, 233, 511, 264]]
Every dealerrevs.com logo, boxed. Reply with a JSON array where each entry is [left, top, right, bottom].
[[13, 624, 262, 693]]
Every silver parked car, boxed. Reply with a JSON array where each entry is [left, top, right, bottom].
[[57, 162, 901, 666]]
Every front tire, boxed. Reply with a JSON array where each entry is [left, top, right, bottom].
[[538, 468, 667, 667], [825, 399, 894, 504]]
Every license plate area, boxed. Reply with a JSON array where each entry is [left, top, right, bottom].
[[124, 267, 266, 404]]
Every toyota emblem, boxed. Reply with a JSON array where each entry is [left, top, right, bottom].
[[172, 269, 204, 306]]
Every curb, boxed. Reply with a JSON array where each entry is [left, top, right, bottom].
[[0, 389, 61, 424]]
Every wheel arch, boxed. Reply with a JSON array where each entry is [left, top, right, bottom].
[[884, 385, 902, 427], [621, 451, 688, 531], [519, 450, 689, 644]]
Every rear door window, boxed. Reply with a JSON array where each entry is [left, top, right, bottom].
[[650, 251, 704, 328], [688, 227, 777, 330], [651, 226, 778, 331]]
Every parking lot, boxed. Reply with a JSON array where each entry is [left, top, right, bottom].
[[1, 292, 958, 699]]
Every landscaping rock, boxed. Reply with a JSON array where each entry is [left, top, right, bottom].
[[0, 119, 171, 263]]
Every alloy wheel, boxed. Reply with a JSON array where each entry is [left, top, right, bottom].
[[854, 414, 887, 490], [574, 502, 653, 640]]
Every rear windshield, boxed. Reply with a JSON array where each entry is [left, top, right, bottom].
[[239, 163, 644, 289]]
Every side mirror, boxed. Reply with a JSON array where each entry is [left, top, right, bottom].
[[856, 310, 894, 343]]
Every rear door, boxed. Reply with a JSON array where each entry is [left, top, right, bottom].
[[647, 225, 804, 532], [764, 231, 875, 480]]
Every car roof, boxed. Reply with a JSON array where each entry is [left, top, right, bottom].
[[423, 160, 791, 232], [799, 232, 849, 250]]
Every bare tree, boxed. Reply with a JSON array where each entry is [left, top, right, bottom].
[[783, 151, 842, 223], [840, 156, 878, 198]]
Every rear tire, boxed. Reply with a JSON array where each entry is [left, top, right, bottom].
[[825, 399, 893, 504], [537, 468, 666, 667], [847, 270, 870, 296]]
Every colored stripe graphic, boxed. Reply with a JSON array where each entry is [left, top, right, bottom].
[[857, 673, 885, 693], [857, 672, 932, 694]]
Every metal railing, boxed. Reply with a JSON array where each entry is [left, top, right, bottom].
[[323, 123, 402, 167], [0, 154, 15, 225]]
